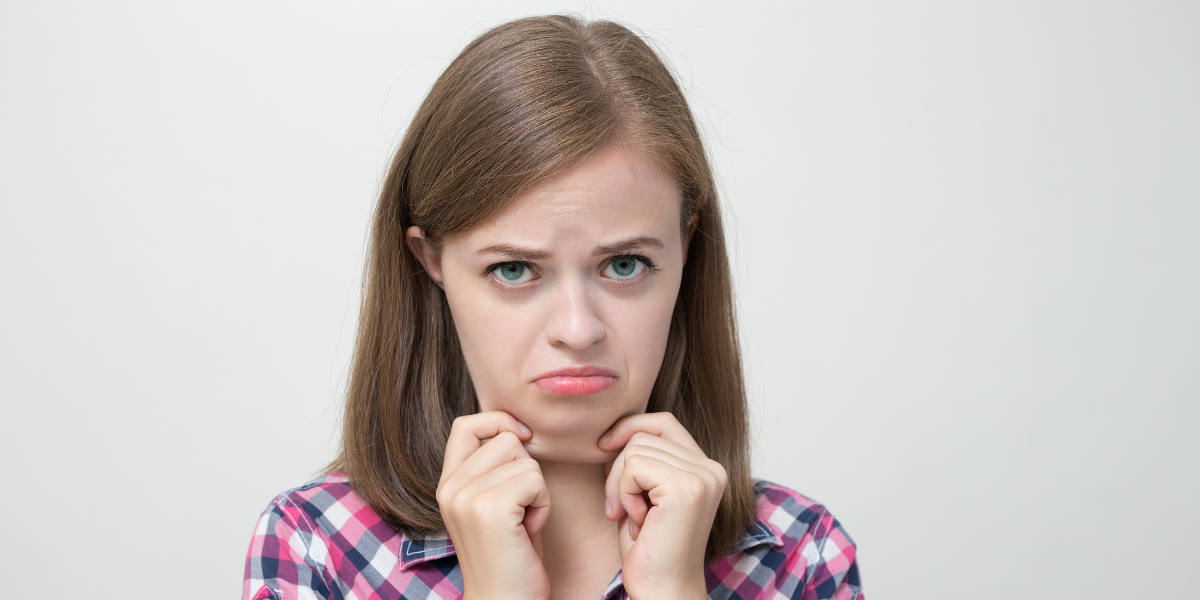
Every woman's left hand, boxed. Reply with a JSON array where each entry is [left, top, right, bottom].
[[599, 412, 727, 600]]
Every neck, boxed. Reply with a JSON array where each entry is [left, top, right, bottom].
[[536, 460, 621, 596], [537, 459, 612, 539]]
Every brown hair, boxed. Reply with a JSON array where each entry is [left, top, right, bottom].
[[329, 14, 754, 560]]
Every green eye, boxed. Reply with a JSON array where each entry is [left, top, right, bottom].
[[605, 256, 644, 280], [499, 263, 526, 281], [612, 257, 637, 277]]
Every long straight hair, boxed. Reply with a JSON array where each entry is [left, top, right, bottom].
[[329, 14, 754, 560]]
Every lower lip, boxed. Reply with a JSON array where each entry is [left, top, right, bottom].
[[534, 376, 617, 395]]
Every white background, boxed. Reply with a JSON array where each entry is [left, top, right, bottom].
[[2, 1, 1197, 598]]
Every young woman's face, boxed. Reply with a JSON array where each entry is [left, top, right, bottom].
[[409, 144, 694, 464]]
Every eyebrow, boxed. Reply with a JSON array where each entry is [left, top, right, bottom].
[[475, 244, 551, 261], [591, 236, 665, 256], [474, 236, 665, 260]]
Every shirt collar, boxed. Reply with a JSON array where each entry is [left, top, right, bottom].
[[727, 517, 785, 553], [398, 529, 457, 570], [397, 518, 782, 571]]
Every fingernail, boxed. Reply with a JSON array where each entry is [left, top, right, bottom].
[[604, 499, 611, 517], [518, 421, 531, 435], [600, 433, 611, 446]]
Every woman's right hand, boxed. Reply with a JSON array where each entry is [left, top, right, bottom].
[[437, 412, 552, 600]]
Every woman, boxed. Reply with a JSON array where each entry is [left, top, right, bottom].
[[243, 15, 863, 600]]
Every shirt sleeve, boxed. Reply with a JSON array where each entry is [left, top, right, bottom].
[[243, 498, 336, 600], [798, 512, 864, 600]]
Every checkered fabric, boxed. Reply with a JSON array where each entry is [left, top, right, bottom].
[[243, 474, 863, 600]]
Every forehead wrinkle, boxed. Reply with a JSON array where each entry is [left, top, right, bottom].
[[526, 189, 597, 219]]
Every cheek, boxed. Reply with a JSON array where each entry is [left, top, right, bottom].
[[442, 279, 539, 407], [608, 282, 680, 393]]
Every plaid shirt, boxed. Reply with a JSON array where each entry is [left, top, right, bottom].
[[243, 473, 863, 600]]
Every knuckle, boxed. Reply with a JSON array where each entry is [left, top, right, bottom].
[[653, 411, 680, 425], [449, 416, 471, 435], [628, 432, 657, 446], [624, 453, 650, 471], [712, 462, 729, 485], [451, 493, 472, 516], [469, 488, 504, 518], [469, 498, 491, 521], [516, 469, 543, 486], [436, 476, 461, 502], [680, 472, 707, 495], [707, 471, 725, 491]]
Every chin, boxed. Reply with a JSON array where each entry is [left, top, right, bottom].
[[522, 431, 619, 464], [507, 404, 625, 464]]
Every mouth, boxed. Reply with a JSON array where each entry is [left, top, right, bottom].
[[532, 365, 618, 396]]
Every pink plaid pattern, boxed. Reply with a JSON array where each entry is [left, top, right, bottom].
[[243, 474, 863, 600]]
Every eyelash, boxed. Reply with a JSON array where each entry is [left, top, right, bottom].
[[482, 254, 661, 283]]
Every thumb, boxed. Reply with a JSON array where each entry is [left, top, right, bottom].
[[524, 504, 551, 541], [531, 526, 545, 561], [617, 514, 635, 558]]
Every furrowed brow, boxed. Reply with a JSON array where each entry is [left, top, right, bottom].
[[475, 244, 552, 261], [592, 236, 665, 256]]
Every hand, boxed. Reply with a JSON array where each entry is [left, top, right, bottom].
[[437, 412, 552, 600], [599, 413, 727, 600]]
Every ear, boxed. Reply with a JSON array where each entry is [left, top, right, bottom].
[[681, 211, 699, 266], [405, 226, 446, 288]]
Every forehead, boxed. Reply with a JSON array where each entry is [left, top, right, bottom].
[[459, 145, 683, 248]]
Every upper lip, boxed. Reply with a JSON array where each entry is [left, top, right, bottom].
[[532, 365, 618, 380]]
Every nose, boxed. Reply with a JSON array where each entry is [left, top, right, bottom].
[[546, 279, 606, 350]]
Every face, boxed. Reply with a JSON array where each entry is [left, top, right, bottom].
[[408, 144, 695, 464]]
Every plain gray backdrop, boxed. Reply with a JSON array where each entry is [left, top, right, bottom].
[[2, 1, 1197, 598]]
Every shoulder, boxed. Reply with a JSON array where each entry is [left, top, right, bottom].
[[751, 480, 858, 553], [252, 471, 405, 555], [244, 473, 413, 600], [258, 472, 385, 534], [708, 480, 864, 600]]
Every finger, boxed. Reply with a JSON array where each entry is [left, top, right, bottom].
[[471, 469, 553, 539], [598, 412, 702, 454], [618, 514, 635, 556], [621, 432, 711, 468], [619, 445, 713, 527], [603, 435, 707, 522], [457, 454, 541, 497], [456, 432, 532, 478], [622, 443, 711, 479], [441, 412, 531, 481], [524, 502, 551, 541], [602, 416, 704, 523], [623, 433, 728, 493], [614, 443, 726, 541], [532, 525, 546, 561], [438, 432, 533, 503], [604, 445, 629, 521], [617, 453, 679, 529]]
